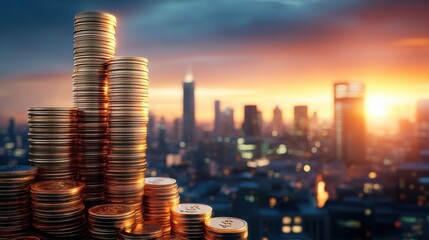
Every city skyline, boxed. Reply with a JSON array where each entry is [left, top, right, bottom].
[[1, 2, 429, 238], [1, 0, 429, 130]]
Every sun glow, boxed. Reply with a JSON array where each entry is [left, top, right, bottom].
[[366, 95, 389, 120]]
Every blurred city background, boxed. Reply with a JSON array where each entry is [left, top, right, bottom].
[[1, 1, 429, 239]]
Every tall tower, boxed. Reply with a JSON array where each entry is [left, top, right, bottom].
[[334, 82, 366, 165], [417, 99, 429, 161], [182, 69, 195, 146], [214, 100, 222, 136], [223, 108, 235, 136], [7, 118, 15, 145], [271, 106, 284, 136], [294, 105, 308, 137], [242, 105, 260, 137]]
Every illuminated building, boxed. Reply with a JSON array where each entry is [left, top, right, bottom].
[[237, 137, 261, 162], [242, 105, 260, 137], [417, 100, 429, 161], [325, 200, 374, 240], [214, 100, 222, 136], [222, 108, 235, 137], [158, 117, 167, 152], [397, 163, 429, 206], [257, 195, 330, 240], [294, 105, 308, 138], [7, 118, 16, 148], [271, 106, 285, 137], [213, 101, 236, 137], [182, 69, 195, 146], [172, 117, 181, 143], [333, 82, 366, 165]]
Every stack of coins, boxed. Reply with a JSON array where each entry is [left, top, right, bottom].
[[205, 217, 248, 240], [171, 203, 212, 239], [106, 56, 149, 222], [143, 177, 180, 239], [28, 107, 78, 181], [73, 11, 117, 205], [88, 204, 136, 240], [30, 181, 86, 239], [0, 165, 37, 239], [118, 223, 163, 240]]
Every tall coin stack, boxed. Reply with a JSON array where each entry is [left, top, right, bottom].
[[118, 223, 163, 240], [0, 165, 37, 240], [73, 12, 117, 205], [30, 181, 86, 239], [88, 204, 136, 240], [106, 56, 149, 223], [143, 177, 180, 239], [205, 217, 248, 240], [28, 107, 78, 181], [171, 203, 212, 239]]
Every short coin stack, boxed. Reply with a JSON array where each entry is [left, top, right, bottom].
[[88, 204, 136, 240], [28, 107, 78, 181], [118, 223, 163, 240], [171, 203, 212, 239], [73, 12, 117, 205], [106, 56, 149, 222], [143, 177, 180, 239], [0, 165, 37, 240], [205, 217, 248, 240], [30, 181, 86, 239]]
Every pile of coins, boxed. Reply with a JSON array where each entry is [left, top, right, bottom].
[[171, 203, 212, 239], [73, 12, 117, 205], [88, 204, 136, 240], [0, 165, 37, 239], [105, 56, 149, 222], [118, 223, 163, 240], [205, 217, 248, 240], [30, 181, 86, 239], [28, 107, 78, 181], [143, 177, 180, 239]]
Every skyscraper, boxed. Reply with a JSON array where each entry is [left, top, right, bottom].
[[158, 117, 167, 152], [172, 117, 181, 143], [7, 118, 15, 145], [271, 106, 284, 137], [223, 108, 235, 136], [242, 105, 260, 137], [214, 100, 222, 136], [182, 69, 195, 146], [417, 99, 429, 161], [334, 82, 366, 165], [294, 105, 308, 137]]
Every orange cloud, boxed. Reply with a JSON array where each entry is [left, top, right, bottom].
[[395, 38, 429, 47]]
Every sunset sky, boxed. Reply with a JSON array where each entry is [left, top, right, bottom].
[[0, 0, 428, 131]]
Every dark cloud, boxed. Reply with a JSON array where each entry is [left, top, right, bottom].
[[0, 0, 428, 78]]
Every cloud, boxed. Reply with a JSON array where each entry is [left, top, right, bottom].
[[395, 38, 429, 47], [252, 0, 319, 6]]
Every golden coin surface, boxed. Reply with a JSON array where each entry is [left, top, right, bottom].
[[206, 217, 248, 233], [31, 181, 84, 194], [121, 223, 162, 236], [89, 204, 134, 218], [173, 203, 212, 215], [145, 177, 176, 186]]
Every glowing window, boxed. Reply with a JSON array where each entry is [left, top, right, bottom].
[[282, 217, 292, 225], [282, 226, 291, 233], [292, 225, 303, 233]]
